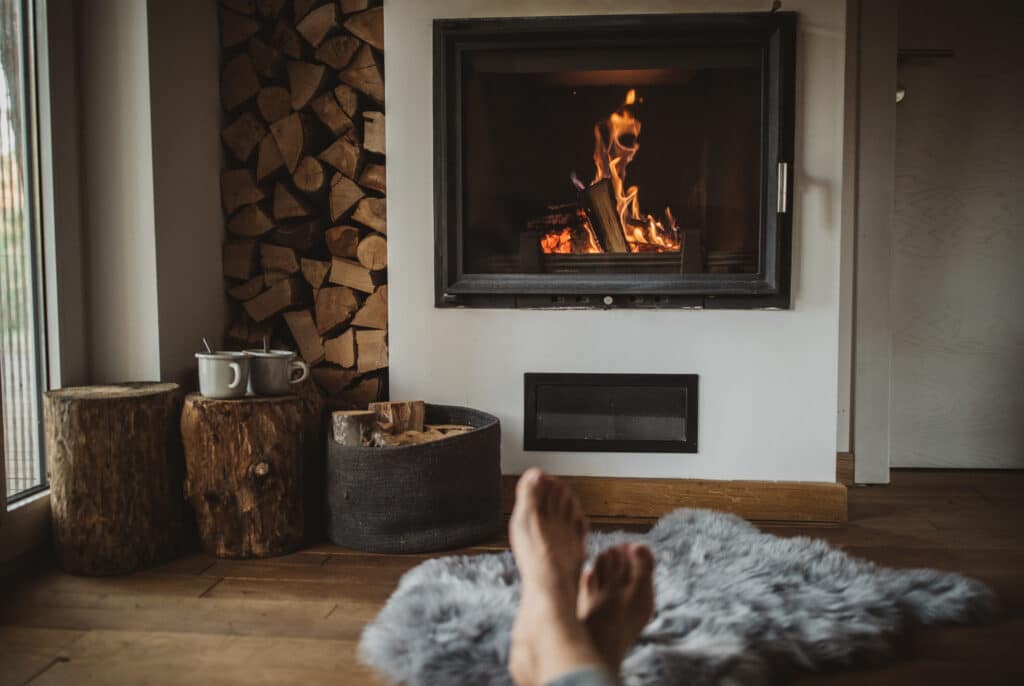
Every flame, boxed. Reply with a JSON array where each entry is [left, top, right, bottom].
[[541, 89, 680, 254]]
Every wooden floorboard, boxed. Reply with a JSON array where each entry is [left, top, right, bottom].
[[2, 469, 1022, 685]]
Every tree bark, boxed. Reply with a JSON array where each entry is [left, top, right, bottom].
[[181, 394, 304, 558], [46, 383, 183, 575]]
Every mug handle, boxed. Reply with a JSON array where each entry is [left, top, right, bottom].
[[290, 360, 310, 384], [227, 362, 243, 390]]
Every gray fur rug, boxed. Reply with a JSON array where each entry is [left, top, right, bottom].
[[359, 508, 997, 685]]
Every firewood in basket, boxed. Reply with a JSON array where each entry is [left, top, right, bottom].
[[369, 400, 425, 435], [331, 410, 377, 447]]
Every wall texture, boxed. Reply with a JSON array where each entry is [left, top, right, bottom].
[[890, 0, 1024, 468], [385, 0, 847, 482]]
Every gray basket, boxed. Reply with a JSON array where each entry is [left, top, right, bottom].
[[326, 404, 502, 553]]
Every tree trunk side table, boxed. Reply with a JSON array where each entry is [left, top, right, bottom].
[[180, 393, 304, 558], [44, 383, 183, 575]]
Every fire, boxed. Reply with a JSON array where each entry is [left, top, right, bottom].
[[541, 89, 680, 255]]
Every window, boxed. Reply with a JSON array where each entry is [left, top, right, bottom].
[[1, 0, 47, 503]]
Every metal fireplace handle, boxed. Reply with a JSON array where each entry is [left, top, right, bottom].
[[777, 162, 789, 214]]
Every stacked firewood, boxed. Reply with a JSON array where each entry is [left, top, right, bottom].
[[218, 0, 387, 408], [331, 401, 474, 448]]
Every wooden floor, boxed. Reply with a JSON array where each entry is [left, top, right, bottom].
[[2, 470, 1022, 685]]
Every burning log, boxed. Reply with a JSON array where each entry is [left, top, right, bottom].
[[582, 179, 628, 253]]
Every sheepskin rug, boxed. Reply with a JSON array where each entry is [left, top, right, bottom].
[[359, 508, 997, 685]]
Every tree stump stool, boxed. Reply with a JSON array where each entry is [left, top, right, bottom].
[[44, 383, 183, 576], [181, 393, 304, 558]]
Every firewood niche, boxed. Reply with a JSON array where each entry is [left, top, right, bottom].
[[219, 0, 387, 408]]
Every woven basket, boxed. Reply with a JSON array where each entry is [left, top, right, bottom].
[[326, 404, 502, 553]]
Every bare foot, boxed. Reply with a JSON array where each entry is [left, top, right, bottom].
[[508, 469, 602, 686], [578, 543, 656, 674]]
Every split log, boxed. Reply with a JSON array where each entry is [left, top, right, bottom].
[[324, 327, 356, 367], [223, 239, 259, 280], [315, 34, 360, 70], [220, 7, 259, 47], [228, 275, 265, 300], [363, 111, 385, 154], [181, 393, 304, 559], [582, 179, 628, 253], [338, 43, 383, 103], [369, 400, 425, 434], [227, 204, 274, 237], [221, 53, 260, 111], [330, 174, 365, 221], [257, 86, 292, 123], [351, 285, 386, 329], [292, 156, 325, 193], [248, 36, 283, 80], [331, 410, 377, 446], [293, 0, 316, 20], [356, 234, 387, 270], [260, 243, 299, 274], [221, 169, 264, 215], [301, 257, 330, 289], [228, 312, 273, 345], [356, 330, 388, 373], [283, 309, 325, 364], [329, 257, 374, 292], [273, 183, 309, 220], [339, 0, 369, 14], [311, 92, 354, 136], [352, 197, 386, 233], [344, 7, 383, 51], [46, 383, 183, 575], [256, 134, 285, 181], [222, 112, 266, 162], [359, 163, 386, 193], [325, 225, 359, 257], [288, 60, 325, 110], [244, 276, 300, 322], [295, 3, 336, 47], [316, 286, 358, 333], [425, 424, 474, 436], [319, 135, 361, 178], [272, 220, 322, 252], [270, 113, 309, 173], [346, 376, 381, 407], [333, 84, 359, 117], [311, 366, 358, 395], [271, 19, 302, 59], [374, 429, 450, 448]]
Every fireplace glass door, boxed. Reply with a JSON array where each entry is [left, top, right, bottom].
[[435, 13, 796, 308]]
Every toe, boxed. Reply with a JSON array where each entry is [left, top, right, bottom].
[[629, 544, 655, 582], [515, 468, 544, 511]]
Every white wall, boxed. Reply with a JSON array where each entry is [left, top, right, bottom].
[[78, 0, 161, 383], [74, 0, 224, 388], [147, 0, 227, 389], [385, 0, 847, 482]]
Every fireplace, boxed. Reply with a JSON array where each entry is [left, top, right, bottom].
[[434, 12, 796, 308]]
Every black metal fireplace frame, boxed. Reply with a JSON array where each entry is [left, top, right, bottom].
[[433, 12, 796, 309]]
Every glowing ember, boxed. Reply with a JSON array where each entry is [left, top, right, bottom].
[[541, 89, 680, 254]]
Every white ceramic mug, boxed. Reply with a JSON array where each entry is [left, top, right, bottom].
[[246, 349, 310, 396], [196, 351, 249, 399]]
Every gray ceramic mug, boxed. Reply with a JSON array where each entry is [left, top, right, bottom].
[[196, 351, 249, 399], [246, 349, 310, 396]]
